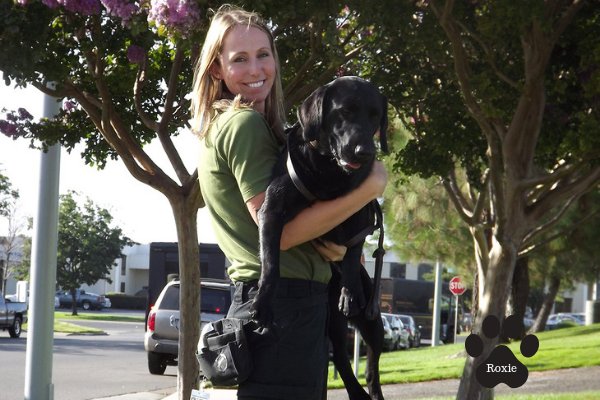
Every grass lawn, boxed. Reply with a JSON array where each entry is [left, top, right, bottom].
[[23, 311, 145, 334], [418, 392, 600, 400], [327, 323, 600, 388]]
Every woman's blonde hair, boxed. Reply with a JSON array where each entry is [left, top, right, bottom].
[[190, 5, 286, 142]]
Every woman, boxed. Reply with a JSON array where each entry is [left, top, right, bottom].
[[191, 5, 387, 399]]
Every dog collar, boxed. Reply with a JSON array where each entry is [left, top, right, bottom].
[[286, 151, 318, 202]]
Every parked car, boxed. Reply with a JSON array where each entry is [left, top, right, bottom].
[[56, 289, 107, 311], [144, 278, 233, 375], [382, 313, 410, 350], [103, 297, 112, 308], [546, 313, 584, 330], [460, 312, 472, 333], [397, 314, 422, 348], [0, 289, 28, 338]]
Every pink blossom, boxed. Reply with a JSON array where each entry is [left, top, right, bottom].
[[127, 45, 146, 63], [148, 0, 200, 38], [42, 0, 59, 7], [100, 0, 141, 24]]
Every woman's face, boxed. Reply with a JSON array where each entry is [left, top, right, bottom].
[[211, 25, 276, 114]]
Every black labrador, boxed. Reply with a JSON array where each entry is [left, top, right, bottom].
[[251, 76, 388, 400]]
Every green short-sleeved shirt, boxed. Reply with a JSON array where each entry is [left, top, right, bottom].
[[198, 108, 331, 284]]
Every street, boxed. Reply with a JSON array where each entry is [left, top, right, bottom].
[[0, 311, 177, 400]]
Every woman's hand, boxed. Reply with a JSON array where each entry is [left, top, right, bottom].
[[365, 160, 388, 198], [311, 238, 347, 262]]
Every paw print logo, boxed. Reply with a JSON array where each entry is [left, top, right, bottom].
[[465, 315, 539, 388]]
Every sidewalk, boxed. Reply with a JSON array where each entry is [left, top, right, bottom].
[[93, 365, 600, 400]]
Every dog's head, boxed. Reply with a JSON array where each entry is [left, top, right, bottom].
[[297, 76, 388, 171]]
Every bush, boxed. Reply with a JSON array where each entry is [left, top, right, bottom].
[[106, 293, 147, 310]]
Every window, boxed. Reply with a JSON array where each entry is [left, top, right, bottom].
[[121, 256, 127, 276], [418, 263, 433, 280], [390, 263, 406, 279]]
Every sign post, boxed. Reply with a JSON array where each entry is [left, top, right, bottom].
[[449, 276, 466, 344]]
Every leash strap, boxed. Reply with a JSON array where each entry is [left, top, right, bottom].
[[366, 200, 386, 320]]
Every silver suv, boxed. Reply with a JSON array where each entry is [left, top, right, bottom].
[[144, 278, 233, 375]]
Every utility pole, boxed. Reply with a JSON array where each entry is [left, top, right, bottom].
[[24, 90, 61, 400], [431, 260, 442, 347]]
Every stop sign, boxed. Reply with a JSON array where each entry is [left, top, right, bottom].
[[449, 276, 466, 296]]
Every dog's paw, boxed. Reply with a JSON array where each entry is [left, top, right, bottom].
[[338, 287, 365, 317], [249, 292, 274, 327], [466, 315, 539, 389]]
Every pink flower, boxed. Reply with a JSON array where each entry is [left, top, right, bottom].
[[148, 0, 200, 38], [127, 45, 146, 63], [100, 0, 141, 24]]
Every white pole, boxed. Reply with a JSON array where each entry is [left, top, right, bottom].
[[24, 91, 61, 400], [454, 295, 459, 344], [353, 327, 361, 378], [431, 260, 442, 347]]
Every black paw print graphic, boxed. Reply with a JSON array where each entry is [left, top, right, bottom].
[[464, 315, 539, 388]]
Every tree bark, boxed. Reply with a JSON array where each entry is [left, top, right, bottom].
[[528, 275, 561, 334], [456, 241, 518, 400], [508, 257, 530, 340], [170, 192, 201, 400]]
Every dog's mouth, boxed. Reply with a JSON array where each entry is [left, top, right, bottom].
[[340, 159, 362, 169]]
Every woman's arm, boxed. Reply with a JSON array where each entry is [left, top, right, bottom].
[[246, 160, 388, 251]]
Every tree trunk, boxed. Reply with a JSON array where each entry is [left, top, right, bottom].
[[528, 275, 561, 334], [456, 242, 518, 400], [70, 289, 78, 316], [508, 257, 530, 340], [170, 193, 201, 400]]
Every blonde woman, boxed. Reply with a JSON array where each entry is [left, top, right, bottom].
[[191, 5, 387, 399]]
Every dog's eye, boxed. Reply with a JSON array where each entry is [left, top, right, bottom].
[[341, 108, 351, 114]]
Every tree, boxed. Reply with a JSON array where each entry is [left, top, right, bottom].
[[365, 1, 600, 398], [0, 200, 27, 294], [0, 164, 19, 217], [56, 191, 134, 316], [0, 1, 397, 397]]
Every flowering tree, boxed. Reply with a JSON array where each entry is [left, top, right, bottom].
[[0, 0, 390, 397]]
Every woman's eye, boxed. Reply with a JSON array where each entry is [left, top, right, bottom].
[[233, 57, 246, 63]]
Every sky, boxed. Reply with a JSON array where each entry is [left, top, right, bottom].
[[0, 84, 217, 245]]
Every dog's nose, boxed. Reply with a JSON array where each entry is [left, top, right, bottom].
[[354, 144, 374, 160]]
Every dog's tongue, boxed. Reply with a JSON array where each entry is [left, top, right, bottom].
[[347, 163, 362, 169]]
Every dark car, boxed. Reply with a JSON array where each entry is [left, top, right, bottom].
[[143, 278, 233, 375], [397, 314, 422, 348]]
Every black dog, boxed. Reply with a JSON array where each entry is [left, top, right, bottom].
[[251, 76, 388, 400]]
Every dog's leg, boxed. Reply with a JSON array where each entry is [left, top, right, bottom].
[[251, 187, 285, 327], [351, 266, 385, 400], [328, 268, 372, 400], [338, 243, 367, 317]]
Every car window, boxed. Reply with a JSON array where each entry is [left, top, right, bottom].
[[201, 288, 230, 315], [160, 286, 180, 310]]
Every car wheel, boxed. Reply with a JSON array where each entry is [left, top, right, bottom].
[[148, 352, 167, 375], [82, 301, 91, 310], [9, 317, 22, 338]]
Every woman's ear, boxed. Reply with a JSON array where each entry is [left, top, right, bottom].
[[209, 62, 222, 80]]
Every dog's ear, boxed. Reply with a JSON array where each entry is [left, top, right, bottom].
[[379, 94, 389, 153], [298, 86, 327, 142]]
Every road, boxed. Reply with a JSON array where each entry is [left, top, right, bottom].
[[0, 310, 177, 400]]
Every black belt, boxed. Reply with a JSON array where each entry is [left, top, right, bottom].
[[234, 278, 328, 304]]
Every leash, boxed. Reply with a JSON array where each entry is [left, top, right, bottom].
[[366, 200, 385, 321]]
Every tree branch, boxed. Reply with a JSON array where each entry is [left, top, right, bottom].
[[520, 207, 600, 257], [156, 46, 190, 185]]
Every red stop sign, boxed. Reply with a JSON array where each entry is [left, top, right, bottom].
[[449, 276, 466, 296]]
